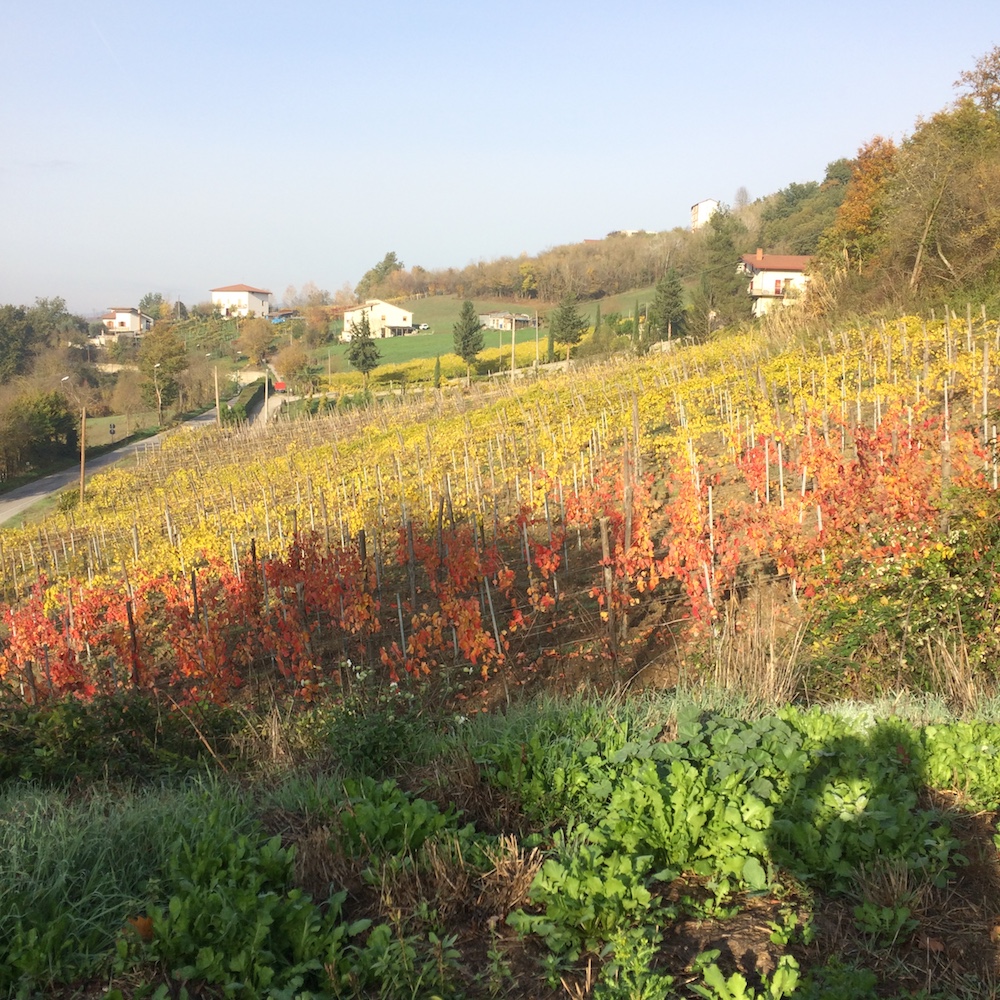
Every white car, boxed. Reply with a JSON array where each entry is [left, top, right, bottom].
[[418, 323, 429, 330]]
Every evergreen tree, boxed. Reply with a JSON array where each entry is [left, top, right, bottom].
[[691, 210, 752, 334], [647, 269, 686, 344], [550, 296, 588, 361], [355, 252, 404, 300], [433, 354, 442, 389], [346, 312, 381, 388], [452, 300, 484, 380]]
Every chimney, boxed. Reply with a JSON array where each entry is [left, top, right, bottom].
[[756, 247, 763, 262]]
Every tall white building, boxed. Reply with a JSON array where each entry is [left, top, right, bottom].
[[690, 199, 719, 231]]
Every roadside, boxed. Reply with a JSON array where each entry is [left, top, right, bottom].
[[0, 407, 220, 529]]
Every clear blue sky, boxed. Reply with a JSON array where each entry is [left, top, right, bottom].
[[1, 0, 996, 315]]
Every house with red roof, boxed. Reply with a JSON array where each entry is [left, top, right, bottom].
[[738, 249, 811, 318], [98, 306, 155, 344], [210, 284, 272, 318]]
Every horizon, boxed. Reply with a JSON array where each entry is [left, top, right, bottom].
[[1, 0, 996, 315]]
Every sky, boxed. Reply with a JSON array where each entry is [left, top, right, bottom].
[[1, 0, 997, 316]]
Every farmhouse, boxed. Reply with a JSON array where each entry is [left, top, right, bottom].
[[342, 299, 413, 340], [479, 311, 534, 332], [738, 248, 812, 318], [211, 284, 272, 318], [97, 306, 154, 344]]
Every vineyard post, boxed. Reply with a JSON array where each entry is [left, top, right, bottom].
[[600, 516, 617, 661], [983, 339, 990, 444], [406, 520, 417, 608], [126, 598, 140, 687], [396, 593, 407, 664], [190, 570, 199, 625]]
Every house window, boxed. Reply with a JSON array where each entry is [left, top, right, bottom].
[[774, 279, 783, 296]]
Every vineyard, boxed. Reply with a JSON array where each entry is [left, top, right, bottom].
[[3, 309, 1000, 706], [2, 310, 1000, 997]]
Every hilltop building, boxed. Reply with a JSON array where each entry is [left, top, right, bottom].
[[738, 249, 812, 318], [691, 199, 719, 230], [211, 284, 272, 318], [342, 299, 413, 340]]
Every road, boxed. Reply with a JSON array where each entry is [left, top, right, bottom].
[[0, 408, 220, 527], [0, 377, 295, 527]]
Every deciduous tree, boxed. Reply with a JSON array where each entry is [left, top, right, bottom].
[[820, 136, 897, 272], [0, 305, 36, 381], [139, 292, 166, 319], [138, 328, 187, 424], [355, 251, 404, 300], [236, 317, 275, 365], [955, 45, 1000, 112]]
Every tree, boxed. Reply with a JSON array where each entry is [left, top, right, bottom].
[[237, 318, 275, 365], [955, 45, 1000, 112], [111, 369, 143, 436], [433, 355, 442, 389], [549, 296, 588, 361], [138, 328, 187, 425], [346, 312, 381, 388], [878, 101, 1000, 293], [819, 136, 897, 273], [283, 282, 331, 309], [26, 297, 84, 344], [452, 300, 484, 380], [139, 292, 166, 319], [690, 210, 752, 334], [274, 342, 317, 393], [0, 305, 36, 381], [355, 251, 404, 300], [647, 269, 686, 344]]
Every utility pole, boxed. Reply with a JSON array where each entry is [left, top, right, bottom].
[[61, 376, 86, 505], [79, 404, 86, 506]]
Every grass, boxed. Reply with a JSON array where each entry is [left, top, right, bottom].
[[1, 689, 998, 998], [0, 778, 251, 994], [325, 323, 545, 368], [85, 410, 159, 445]]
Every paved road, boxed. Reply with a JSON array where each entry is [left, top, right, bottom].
[[0, 409, 220, 527]]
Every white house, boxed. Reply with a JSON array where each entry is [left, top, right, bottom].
[[211, 284, 272, 318], [342, 299, 413, 340], [479, 311, 534, 332], [98, 306, 154, 344], [738, 249, 812, 318], [691, 199, 719, 231]]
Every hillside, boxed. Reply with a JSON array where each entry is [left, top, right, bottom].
[[3, 48, 1000, 999], [2, 298, 1000, 995]]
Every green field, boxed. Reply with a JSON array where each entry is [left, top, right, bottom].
[[321, 290, 660, 369], [85, 411, 159, 446], [326, 316, 544, 368], [402, 289, 658, 333]]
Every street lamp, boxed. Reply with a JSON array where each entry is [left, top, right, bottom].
[[61, 376, 86, 506], [153, 363, 162, 426]]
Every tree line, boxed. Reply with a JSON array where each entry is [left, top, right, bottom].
[[354, 48, 1000, 327]]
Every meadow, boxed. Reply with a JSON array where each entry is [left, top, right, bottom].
[[1, 306, 999, 997]]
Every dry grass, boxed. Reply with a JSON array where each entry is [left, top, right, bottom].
[[711, 583, 805, 708]]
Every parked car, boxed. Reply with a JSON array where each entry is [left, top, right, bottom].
[[418, 323, 429, 330]]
